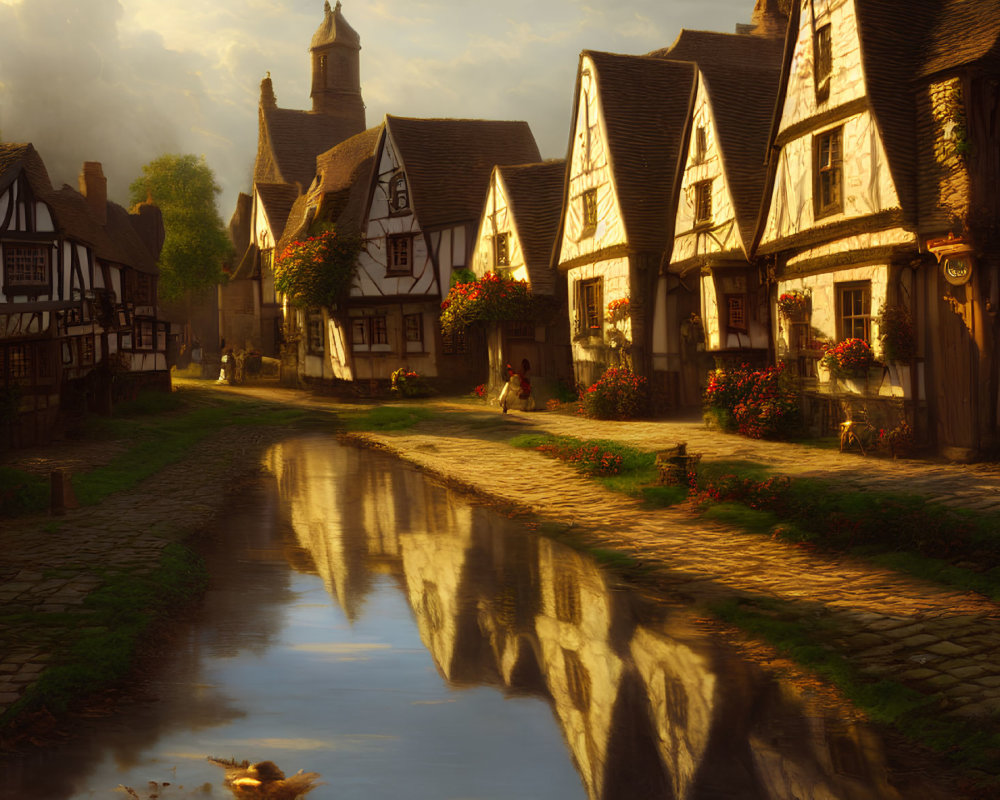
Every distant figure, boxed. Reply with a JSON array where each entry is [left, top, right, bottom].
[[519, 358, 532, 402]]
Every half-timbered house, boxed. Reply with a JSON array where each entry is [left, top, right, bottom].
[[278, 124, 383, 383], [470, 159, 571, 401], [348, 115, 540, 386], [221, 0, 366, 359], [1, 146, 166, 446], [756, 0, 1000, 458], [660, 26, 785, 406], [554, 51, 694, 402]]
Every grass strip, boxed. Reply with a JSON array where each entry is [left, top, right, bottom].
[[710, 596, 1000, 781], [0, 542, 208, 726]]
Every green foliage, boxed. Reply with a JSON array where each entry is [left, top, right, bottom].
[[1, 543, 206, 723], [274, 227, 361, 309], [390, 368, 431, 398], [340, 406, 433, 431], [439, 271, 538, 335], [129, 154, 232, 302], [0, 466, 48, 517], [581, 366, 647, 420], [450, 268, 475, 287], [876, 303, 916, 362]]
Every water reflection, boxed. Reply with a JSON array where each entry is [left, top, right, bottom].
[[268, 437, 945, 800]]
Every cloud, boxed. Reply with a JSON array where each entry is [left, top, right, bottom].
[[0, 0, 755, 218]]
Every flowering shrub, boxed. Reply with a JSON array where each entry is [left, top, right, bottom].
[[876, 303, 916, 362], [273, 228, 360, 308], [582, 366, 647, 420], [606, 297, 630, 325], [876, 419, 914, 456], [473, 383, 486, 398], [390, 367, 429, 398], [440, 272, 535, 335], [777, 290, 809, 318], [704, 363, 799, 439], [820, 338, 875, 377], [689, 473, 793, 512], [535, 441, 625, 476]]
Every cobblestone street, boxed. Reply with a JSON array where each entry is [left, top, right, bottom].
[[3, 380, 1000, 775]]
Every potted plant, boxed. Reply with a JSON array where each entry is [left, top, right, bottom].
[[821, 338, 875, 392], [777, 290, 810, 320]]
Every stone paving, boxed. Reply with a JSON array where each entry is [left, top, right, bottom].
[[3, 379, 1000, 744], [329, 396, 1000, 726], [0, 424, 285, 723]]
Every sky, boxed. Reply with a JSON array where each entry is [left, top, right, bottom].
[[0, 0, 758, 221]]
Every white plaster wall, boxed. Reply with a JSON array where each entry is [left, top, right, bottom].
[[671, 76, 741, 264], [762, 110, 901, 243], [780, 0, 861, 129], [557, 55, 627, 266], [471, 172, 529, 283], [567, 256, 630, 370], [701, 274, 722, 351], [355, 131, 435, 299], [776, 263, 888, 381]]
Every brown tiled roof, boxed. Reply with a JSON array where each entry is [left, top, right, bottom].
[[496, 160, 565, 295], [648, 28, 785, 66], [576, 51, 696, 254], [258, 105, 364, 190], [228, 192, 252, 252], [385, 116, 541, 229], [922, 0, 1000, 76], [0, 143, 53, 199], [1, 144, 159, 273], [696, 56, 783, 252], [232, 243, 260, 281], [854, 1, 941, 226], [255, 182, 300, 239], [277, 125, 381, 253]]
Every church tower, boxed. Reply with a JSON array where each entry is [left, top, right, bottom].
[[310, 0, 366, 128]]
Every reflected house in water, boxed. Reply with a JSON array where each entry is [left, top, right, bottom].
[[267, 437, 945, 799]]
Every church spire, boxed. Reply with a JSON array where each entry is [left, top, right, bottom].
[[259, 71, 277, 110], [310, 0, 365, 129]]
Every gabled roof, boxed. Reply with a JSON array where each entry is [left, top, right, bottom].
[[255, 182, 300, 238], [385, 116, 541, 229], [278, 124, 382, 252], [648, 27, 785, 66], [0, 143, 53, 199], [258, 106, 364, 190], [47, 185, 161, 274], [564, 51, 695, 254], [922, 0, 1000, 77], [694, 52, 784, 253], [496, 160, 565, 295]]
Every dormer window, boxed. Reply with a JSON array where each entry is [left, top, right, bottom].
[[814, 24, 832, 102], [389, 172, 409, 212]]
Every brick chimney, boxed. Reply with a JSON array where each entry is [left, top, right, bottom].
[[79, 162, 107, 226]]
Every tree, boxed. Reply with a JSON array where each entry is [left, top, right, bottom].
[[129, 154, 232, 303]]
